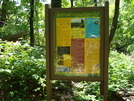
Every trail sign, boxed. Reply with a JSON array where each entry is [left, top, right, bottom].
[[45, 1, 109, 100], [54, 11, 101, 78]]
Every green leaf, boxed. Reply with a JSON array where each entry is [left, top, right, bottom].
[[132, 0, 134, 5], [124, 0, 131, 3], [0, 69, 11, 73]]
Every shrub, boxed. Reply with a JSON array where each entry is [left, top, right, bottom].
[[108, 50, 134, 92], [0, 40, 46, 100]]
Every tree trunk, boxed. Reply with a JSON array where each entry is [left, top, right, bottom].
[[0, 0, 9, 27], [109, 0, 120, 44], [51, 0, 61, 8], [94, 0, 97, 6], [30, 0, 35, 46], [70, 0, 73, 8]]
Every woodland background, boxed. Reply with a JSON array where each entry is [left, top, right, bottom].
[[0, 0, 134, 100]]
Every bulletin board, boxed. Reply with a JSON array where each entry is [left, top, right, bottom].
[[45, 2, 109, 100], [55, 11, 101, 77], [47, 6, 108, 81]]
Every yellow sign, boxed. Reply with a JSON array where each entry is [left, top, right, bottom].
[[55, 11, 101, 76], [84, 38, 100, 74]]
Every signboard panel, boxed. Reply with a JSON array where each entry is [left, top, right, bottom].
[[54, 11, 101, 77], [45, 2, 109, 100]]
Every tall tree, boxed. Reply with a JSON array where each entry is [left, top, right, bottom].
[[51, 0, 61, 8], [0, 0, 9, 27], [30, 0, 35, 46]]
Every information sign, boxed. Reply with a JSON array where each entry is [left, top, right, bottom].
[[54, 11, 101, 77], [45, 2, 109, 100]]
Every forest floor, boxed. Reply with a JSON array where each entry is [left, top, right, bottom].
[[0, 81, 134, 101]]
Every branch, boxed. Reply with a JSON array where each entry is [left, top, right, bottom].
[[109, 0, 120, 44], [2, 30, 27, 41]]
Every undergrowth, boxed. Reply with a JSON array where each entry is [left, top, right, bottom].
[[0, 40, 133, 100]]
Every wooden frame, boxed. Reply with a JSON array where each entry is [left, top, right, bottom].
[[45, 1, 109, 100], [49, 8, 105, 81]]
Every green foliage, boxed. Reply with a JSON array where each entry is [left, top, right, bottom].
[[52, 80, 103, 100], [109, 51, 134, 93], [62, 0, 70, 8], [0, 0, 45, 46], [0, 40, 46, 100], [111, 2, 134, 54], [73, 0, 94, 7], [1, 40, 133, 100], [0, 0, 134, 100], [0, 0, 29, 36], [72, 81, 103, 101], [124, 0, 134, 5]]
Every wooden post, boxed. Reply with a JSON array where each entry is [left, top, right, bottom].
[[100, 2, 109, 101], [45, 4, 52, 101], [46, 1, 61, 100], [103, 1, 109, 101]]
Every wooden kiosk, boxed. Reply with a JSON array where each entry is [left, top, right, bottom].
[[45, 2, 109, 100]]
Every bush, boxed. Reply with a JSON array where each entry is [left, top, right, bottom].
[[111, 3, 134, 53], [0, 40, 46, 100], [108, 50, 134, 92]]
